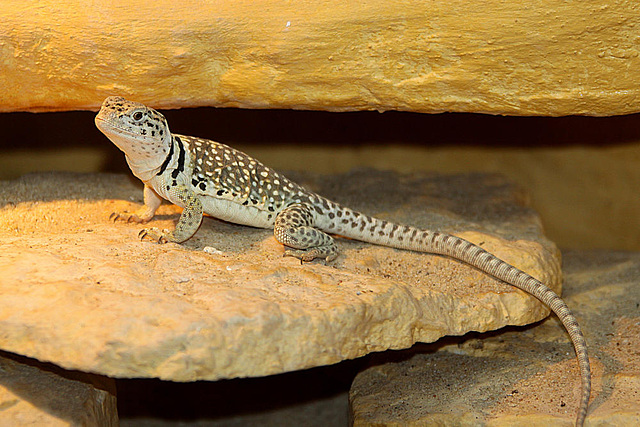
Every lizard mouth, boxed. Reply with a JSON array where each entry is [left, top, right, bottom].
[[95, 117, 139, 138], [94, 116, 114, 131]]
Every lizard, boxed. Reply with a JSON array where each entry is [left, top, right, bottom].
[[95, 96, 591, 426]]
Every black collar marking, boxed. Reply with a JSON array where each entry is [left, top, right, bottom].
[[157, 137, 175, 176], [176, 136, 185, 172], [171, 136, 186, 179]]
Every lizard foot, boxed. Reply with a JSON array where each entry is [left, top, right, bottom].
[[284, 248, 338, 263], [110, 211, 146, 223], [138, 227, 175, 244]]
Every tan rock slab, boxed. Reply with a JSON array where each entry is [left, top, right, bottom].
[[0, 351, 118, 426], [349, 250, 640, 426], [0, 171, 560, 381], [1, 2, 639, 115]]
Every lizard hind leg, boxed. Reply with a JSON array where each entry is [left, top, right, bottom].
[[274, 203, 338, 262]]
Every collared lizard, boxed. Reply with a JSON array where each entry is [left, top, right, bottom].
[[95, 96, 591, 426]]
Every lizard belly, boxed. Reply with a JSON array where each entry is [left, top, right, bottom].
[[200, 196, 274, 228], [148, 177, 274, 229]]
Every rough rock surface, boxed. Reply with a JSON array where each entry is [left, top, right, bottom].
[[2, 1, 639, 115], [350, 250, 640, 426], [0, 170, 560, 381], [0, 351, 117, 426]]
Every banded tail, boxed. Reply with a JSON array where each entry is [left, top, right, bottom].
[[320, 204, 590, 426]]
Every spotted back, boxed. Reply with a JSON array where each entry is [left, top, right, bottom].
[[179, 135, 309, 213]]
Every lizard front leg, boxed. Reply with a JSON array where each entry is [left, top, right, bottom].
[[110, 184, 162, 223], [274, 203, 338, 262], [139, 185, 203, 243]]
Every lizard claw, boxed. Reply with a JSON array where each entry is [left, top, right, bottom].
[[284, 249, 303, 263], [111, 211, 144, 223], [138, 227, 170, 244], [282, 241, 338, 263], [284, 248, 329, 263]]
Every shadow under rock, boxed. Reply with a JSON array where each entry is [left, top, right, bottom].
[[116, 358, 364, 423]]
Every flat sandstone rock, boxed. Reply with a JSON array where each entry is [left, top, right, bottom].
[[0, 170, 560, 381]]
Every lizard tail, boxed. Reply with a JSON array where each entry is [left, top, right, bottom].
[[332, 215, 590, 426], [423, 232, 591, 427]]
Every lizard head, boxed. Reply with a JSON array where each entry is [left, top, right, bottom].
[[95, 96, 172, 179]]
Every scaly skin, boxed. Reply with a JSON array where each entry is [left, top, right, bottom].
[[96, 96, 591, 426]]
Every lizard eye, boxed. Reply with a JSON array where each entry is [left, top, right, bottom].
[[132, 111, 144, 122]]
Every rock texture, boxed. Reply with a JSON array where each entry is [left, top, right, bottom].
[[1, 1, 638, 115], [107, 252, 640, 426], [350, 250, 640, 426], [0, 352, 117, 426], [0, 170, 560, 381]]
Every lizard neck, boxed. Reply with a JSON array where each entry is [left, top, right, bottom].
[[124, 155, 160, 183], [121, 133, 179, 183]]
